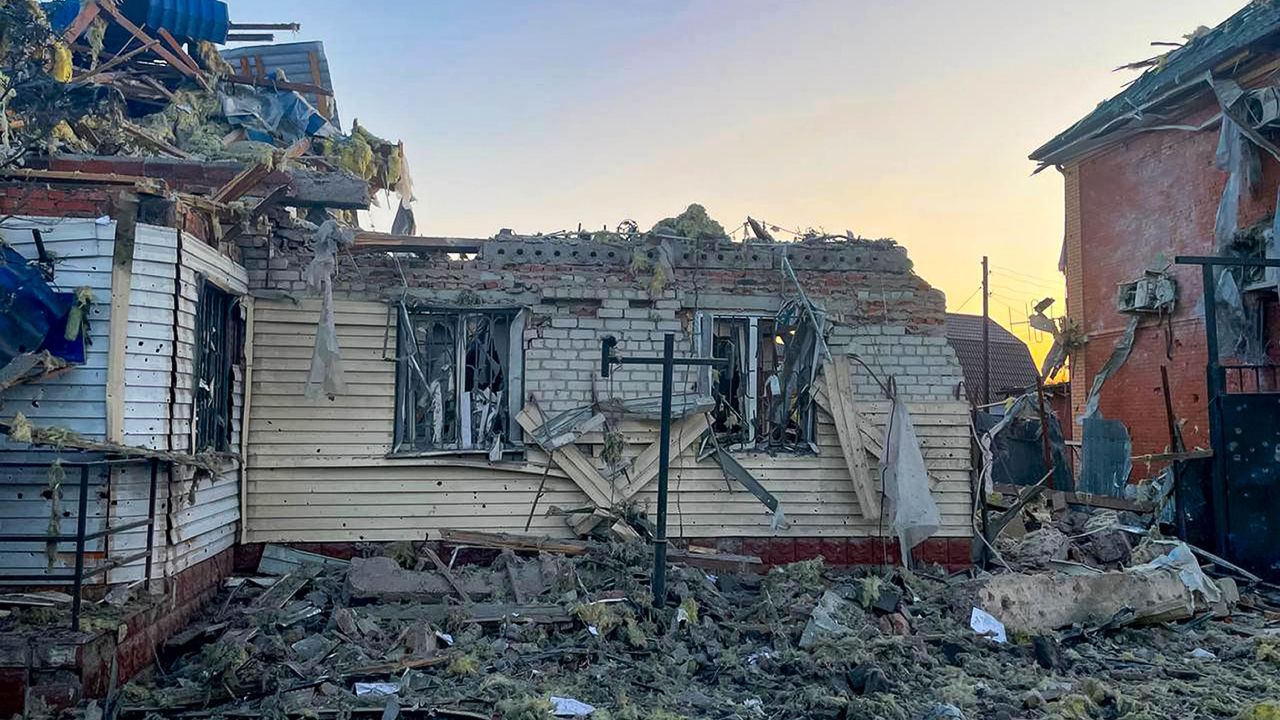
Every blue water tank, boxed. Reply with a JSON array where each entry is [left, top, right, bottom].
[[122, 0, 230, 44]]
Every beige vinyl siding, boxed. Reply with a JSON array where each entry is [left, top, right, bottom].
[[245, 298, 973, 543]]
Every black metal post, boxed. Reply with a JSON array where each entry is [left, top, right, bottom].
[[145, 458, 158, 587], [652, 335, 676, 605], [71, 464, 90, 632], [600, 333, 724, 608], [1199, 262, 1230, 557]]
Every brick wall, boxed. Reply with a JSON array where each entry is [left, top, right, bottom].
[[1070, 101, 1280, 456], [240, 233, 964, 409], [0, 183, 112, 218]]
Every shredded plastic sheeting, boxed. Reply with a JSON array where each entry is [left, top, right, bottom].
[[221, 87, 339, 145], [1080, 314, 1139, 421], [882, 395, 940, 564], [305, 220, 354, 399]]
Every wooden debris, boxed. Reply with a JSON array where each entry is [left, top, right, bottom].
[[517, 403, 616, 511], [119, 122, 192, 159], [95, 0, 199, 80], [2, 413, 235, 473], [438, 529, 589, 556], [421, 545, 471, 604], [820, 356, 881, 518], [247, 564, 322, 611], [61, 0, 102, 44]]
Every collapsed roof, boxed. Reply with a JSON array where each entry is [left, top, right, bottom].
[[1030, 1, 1280, 167]]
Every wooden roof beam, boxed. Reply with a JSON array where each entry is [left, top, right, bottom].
[[351, 232, 486, 253]]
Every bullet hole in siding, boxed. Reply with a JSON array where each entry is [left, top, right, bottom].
[[15, 493, 22, 499], [436, 481, 443, 487], [138, 341, 144, 347], [30, 400, 39, 408], [481, 503, 487, 509]]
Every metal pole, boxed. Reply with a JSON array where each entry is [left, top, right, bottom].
[[145, 458, 158, 588], [652, 333, 675, 608], [1200, 264, 1230, 556], [71, 464, 90, 631], [982, 256, 990, 405]]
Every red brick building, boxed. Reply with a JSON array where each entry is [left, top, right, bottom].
[[1030, 2, 1280, 457]]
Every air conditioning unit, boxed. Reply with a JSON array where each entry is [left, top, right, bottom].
[[1116, 272, 1176, 313]]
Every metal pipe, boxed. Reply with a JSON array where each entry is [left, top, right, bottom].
[[71, 464, 90, 631], [145, 458, 158, 587], [653, 333, 675, 607]]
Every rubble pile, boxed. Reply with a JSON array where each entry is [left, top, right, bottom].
[[108, 534, 1280, 720], [1, 0, 407, 198]]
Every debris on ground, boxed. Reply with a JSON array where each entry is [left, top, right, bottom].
[[100, 530, 1280, 720]]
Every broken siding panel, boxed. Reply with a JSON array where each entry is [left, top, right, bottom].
[[164, 236, 246, 577], [245, 298, 973, 543], [0, 219, 114, 577], [0, 219, 113, 441]]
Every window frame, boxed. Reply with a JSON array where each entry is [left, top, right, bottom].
[[696, 311, 817, 452], [390, 304, 526, 457], [191, 278, 239, 453]]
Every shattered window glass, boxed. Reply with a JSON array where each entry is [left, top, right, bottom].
[[193, 282, 241, 453], [395, 309, 518, 454], [710, 314, 815, 452]]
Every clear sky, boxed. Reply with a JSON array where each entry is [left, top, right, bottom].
[[234, 0, 1243, 357]]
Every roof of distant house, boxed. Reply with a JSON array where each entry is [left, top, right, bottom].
[[1030, 1, 1280, 166], [945, 313, 1038, 401]]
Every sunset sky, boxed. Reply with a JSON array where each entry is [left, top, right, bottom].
[[236, 0, 1244, 363]]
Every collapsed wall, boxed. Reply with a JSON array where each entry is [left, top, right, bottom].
[[236, 230, 972, 564]]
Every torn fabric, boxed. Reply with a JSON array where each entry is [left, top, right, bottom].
[[304, 220, 354, 399], [1080, 315, 1140, 421], [881, 394, 940, 565]]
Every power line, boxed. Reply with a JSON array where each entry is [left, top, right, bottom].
[[989, 271, 1062, 293], [952, 284, 984, 312], [992, 264, 1063, 285]]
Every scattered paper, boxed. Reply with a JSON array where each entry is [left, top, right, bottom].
[[676, 607, 690, 624], [550, 696, 595, 717], [95, 216, 111, 226], [587, 625, 599, 636], [435, 631, 454, 646], [354, 682, 399, 696], [970, 607, 1007, 644], [1189, 648, 1218, 660]]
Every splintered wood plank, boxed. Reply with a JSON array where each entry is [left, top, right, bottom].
[[516, 404, 614, 509], [616, 413, 709, 500], [248, 564, 321, 611], [822, 356, 880, 518]]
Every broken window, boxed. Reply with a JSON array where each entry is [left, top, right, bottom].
[[193, 281, 240, 453], [393, 307, 525, 456], [698, 312, 815, 451]]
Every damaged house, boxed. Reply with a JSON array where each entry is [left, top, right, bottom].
[[0, 1, 977, 707], [240, 220, 973, 564], [1030, 0, 1280, 578]]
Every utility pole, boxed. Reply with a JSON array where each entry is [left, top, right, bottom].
[[982, 255, 990, 406], [600, 334, 725, 607]]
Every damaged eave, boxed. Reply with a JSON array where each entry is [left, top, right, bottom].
[[1030, 2, 1280, 166]]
